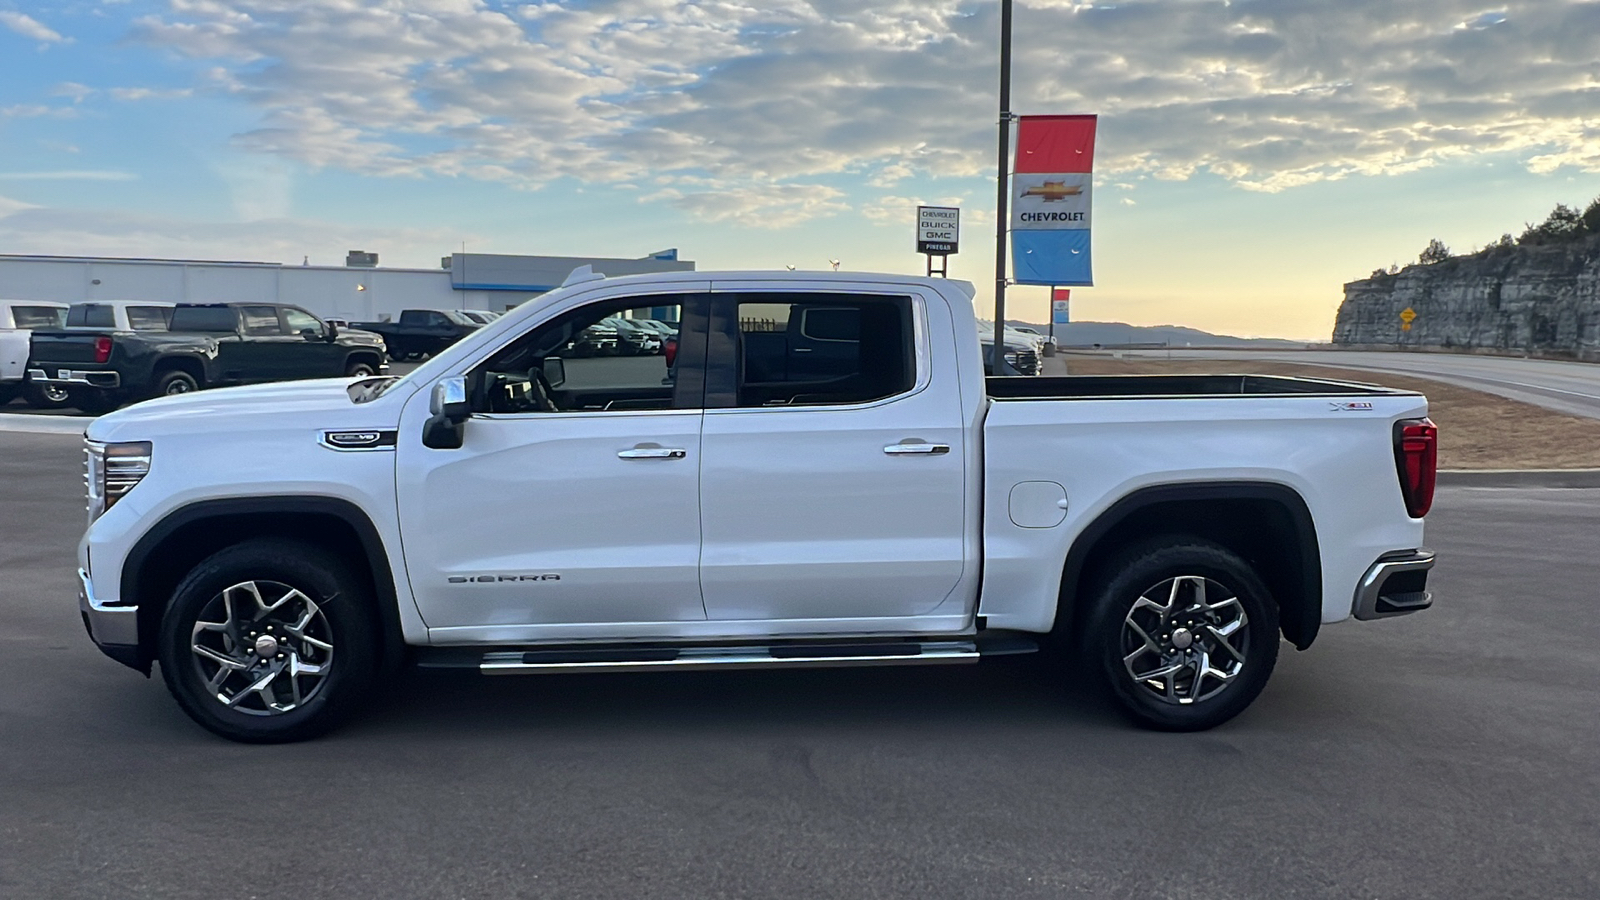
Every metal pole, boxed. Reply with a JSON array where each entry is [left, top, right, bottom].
[[1048, 285, 1055, 346], [991, 0, 1016, 375]]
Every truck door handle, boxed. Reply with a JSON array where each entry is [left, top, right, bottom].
[[618, 447, 687, 459], [883, 442, 950, 455]]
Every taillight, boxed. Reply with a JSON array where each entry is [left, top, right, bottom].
[[93, 336, 112, 364], [1394, 417, 1437, 518], [664, 336, 678, 368]]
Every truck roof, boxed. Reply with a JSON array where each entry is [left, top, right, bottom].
[[562, 268, 978, 298]]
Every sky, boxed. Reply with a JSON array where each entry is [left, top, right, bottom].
[[1, 1, 1598, 341]]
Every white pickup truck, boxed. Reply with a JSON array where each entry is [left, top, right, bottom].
[[1, 299, 68, 407], [76, 270, 1437, 743]]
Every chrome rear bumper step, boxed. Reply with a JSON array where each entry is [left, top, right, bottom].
[[477, 640, 982, 675]]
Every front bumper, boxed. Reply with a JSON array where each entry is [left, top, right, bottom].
[[29, 367, 121, 389], [78, 567, 144, 670], [1353, 550, 1435, 620]]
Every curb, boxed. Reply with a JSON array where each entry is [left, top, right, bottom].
[[0, 413, 91, 436], [1437, 468, 1600, 488]]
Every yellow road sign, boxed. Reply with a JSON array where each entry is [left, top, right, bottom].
[[1402, 322, 1412, 332], [1399, 307, 1417, 324]]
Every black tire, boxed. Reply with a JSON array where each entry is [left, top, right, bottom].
[[345, 359, 377, 377], [153, 369, 199, 397], [68, 388, 121, 415], [23, 381, 72, 410], [1083, 537, 1279, 732], [157, 539, 380, 743]]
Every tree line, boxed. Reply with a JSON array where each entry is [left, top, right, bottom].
[[1369, 195, 1600, 278]]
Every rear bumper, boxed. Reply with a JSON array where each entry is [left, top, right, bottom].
[[78, 567, 144, 670], [28, 367, 121, 389], [1353, 550, 1435, 620]]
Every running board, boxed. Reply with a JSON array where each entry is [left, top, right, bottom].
[[414, 634, 1039, 675], [478, 640, 980, 675]]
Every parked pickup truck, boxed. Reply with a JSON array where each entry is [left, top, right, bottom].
[[75, 270, 1436, 743], [352, 309, 481, 360], [31, 302, 387, 414], [1, 299, 68, 407]]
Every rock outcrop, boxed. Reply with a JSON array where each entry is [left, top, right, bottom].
[[1333, 234, 1600, 360]]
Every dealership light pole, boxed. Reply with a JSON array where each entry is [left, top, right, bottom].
[[991, 0, 1018, 375]]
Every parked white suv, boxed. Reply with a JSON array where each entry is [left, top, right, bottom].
[[75, 270, 1436, 742]]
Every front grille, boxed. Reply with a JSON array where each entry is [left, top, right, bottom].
[[1015, 349, 1040, 375]]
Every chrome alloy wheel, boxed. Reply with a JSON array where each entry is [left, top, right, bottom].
[[1120, 575, 1249, 705], [189, 580, 335, 715], [41, 384, 69, 403]]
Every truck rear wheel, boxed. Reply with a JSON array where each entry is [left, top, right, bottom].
[[154, 370, 199, 397], [24, 382, 71, 409], [1083, 537, 1279, 731], [156, 539, 380, 743]]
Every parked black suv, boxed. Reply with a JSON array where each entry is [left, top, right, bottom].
[[29, 303, 387, 414]]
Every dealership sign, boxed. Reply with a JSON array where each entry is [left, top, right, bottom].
[[1052, 288, 1070, 325], [1011, 115, 1096, 286], [916, 206, 960, 255]]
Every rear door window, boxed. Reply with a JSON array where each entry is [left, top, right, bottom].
[[716, 293, 915, 408], [171, 306, 240, 332], [241, 306, 285, 336]]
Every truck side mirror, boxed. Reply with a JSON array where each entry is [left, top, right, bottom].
[[325, 322, 339, 341], [423, 375, 469, 449], [541, 357, 566, 389]]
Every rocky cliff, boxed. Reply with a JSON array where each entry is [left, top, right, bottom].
[[1332, 233, 1600, 360]]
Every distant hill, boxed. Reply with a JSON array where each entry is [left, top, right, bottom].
[[1008, 320, 1312, 349]]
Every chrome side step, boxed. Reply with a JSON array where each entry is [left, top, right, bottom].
[[476, 640, 982, 675]]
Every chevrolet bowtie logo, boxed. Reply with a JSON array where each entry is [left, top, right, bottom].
[[1020, 181, 1083, 201]]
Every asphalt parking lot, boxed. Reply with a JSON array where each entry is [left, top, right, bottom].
[[2, 430, 1597, 898]]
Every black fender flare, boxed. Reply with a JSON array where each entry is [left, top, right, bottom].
[[1057, 481, 1323, 650], [121, 496, 407, 673]]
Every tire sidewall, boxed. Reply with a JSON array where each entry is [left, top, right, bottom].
[[346, 360, 376, 377], [156, 370, 198, 397], [157, 540, 378, 743], [1085, 539, 1280, 732]]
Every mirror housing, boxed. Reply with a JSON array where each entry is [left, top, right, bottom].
[[324, 321, 339, 341], [423, 376, 469, 449], [541, 357, 566, 389]]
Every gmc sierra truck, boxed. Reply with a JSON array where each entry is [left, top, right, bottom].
[[75, 269, 1437, 743]]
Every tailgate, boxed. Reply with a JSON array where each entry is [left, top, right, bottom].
[[30, 331, 111, 365]]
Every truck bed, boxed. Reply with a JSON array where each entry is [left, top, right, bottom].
[[986, 373, 1408, 399]]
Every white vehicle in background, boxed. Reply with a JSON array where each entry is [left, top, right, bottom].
[[976, 322, 1043, 374], [0, 299, 68, 408], [1012, 325, 1058, 352], [75, 269, 1437, 743], [456, 310, 500, 325]]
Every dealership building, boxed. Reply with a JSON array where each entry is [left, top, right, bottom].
[[0, 249, 694, 322]]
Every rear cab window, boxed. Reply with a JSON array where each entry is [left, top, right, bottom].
[[12, 306, 66, 329], [67, 304, 116, 328]]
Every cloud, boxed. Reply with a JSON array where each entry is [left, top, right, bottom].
[[109, 87, 194, 101], [0, 171, 138, 181], [0, 202, 465, 268], [120, 0, 1600, 224], [0, 11, 65, 43]]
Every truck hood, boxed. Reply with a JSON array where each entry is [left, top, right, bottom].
[[86, 377, 412, 443]]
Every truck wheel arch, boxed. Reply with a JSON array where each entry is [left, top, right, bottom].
[[1055, 482, 1323, 650], [121, 496, 406, 675], [151, 355, 206, 388]]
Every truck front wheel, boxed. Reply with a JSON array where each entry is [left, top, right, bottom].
[[1083, 538, 1279, 731], [157, 539, 380, 743], [154, 369, 199, 397]]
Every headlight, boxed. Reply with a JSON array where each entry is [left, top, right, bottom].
[[85, 440, 152, 523]]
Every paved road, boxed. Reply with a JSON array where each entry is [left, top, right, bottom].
[[2, 432, 1597, 897], [1109, 349, 1600, 420]]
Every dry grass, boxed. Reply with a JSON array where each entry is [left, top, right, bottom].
[[1053, 355, 1600, 470]]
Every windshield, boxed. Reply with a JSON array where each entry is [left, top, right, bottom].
[[12, 306, 66, 329]]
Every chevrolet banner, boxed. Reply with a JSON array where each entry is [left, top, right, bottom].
[[1011, 114, 1097, 286]]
